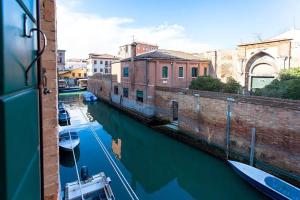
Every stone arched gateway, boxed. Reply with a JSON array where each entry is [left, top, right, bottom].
[[244, 52, 278, 91]]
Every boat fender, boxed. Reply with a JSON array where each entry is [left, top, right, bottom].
[[107, 177, 112, 184], [80, 166, 89, 181]]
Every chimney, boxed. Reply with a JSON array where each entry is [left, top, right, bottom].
[[131, 42, 137, 58]]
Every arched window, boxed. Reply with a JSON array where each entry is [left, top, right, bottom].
[[162, 66, 168, 78]]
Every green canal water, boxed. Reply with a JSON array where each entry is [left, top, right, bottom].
[[59, 93, 269, 200]]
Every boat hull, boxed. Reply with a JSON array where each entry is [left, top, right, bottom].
[[228, 160, 300, 200], [59, 87, 85, 93]]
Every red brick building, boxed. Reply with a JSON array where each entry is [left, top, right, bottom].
[[110, 43, 210, 117]]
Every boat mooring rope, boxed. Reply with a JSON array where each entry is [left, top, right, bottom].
[[65, 111, 85, 200], [79, 109, 140, 200]]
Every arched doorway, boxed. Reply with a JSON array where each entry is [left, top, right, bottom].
[[245, 52, 278, 91]]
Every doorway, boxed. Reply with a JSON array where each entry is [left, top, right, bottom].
[[172, 101, 178, 121]]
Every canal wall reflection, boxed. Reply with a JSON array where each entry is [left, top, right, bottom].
[[87, 102, 267, 200]]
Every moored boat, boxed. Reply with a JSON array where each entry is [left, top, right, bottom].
[[64, 166, 115, 200], [59, 109, 71, 125], [59, 87, 85, 93], [82, 91, 98, 102], [228, 160, 300, 200], [59, 130, 80, 151]]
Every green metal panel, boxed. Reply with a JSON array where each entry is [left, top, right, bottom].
[[251, 76, 274, 89], [0, 0, 41, 199]]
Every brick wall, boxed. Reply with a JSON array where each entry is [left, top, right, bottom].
[[155, 87, 300, 182], [40, 0, 59, 199], [87, 74, 115, 102]]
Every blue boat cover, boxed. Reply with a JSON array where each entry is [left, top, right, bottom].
[[265, 176, 300, 200]]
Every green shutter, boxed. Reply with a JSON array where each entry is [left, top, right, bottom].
[[123, 67, 129, 77], [179, 67, 183, 77], [162, 66, 168, 78], [0, 0, 41, 199], [136, 90, 143, 98]]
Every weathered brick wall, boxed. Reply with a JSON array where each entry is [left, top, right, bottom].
[[40, 0, 59, 199], [155, 87, 300, 180], [87, 74, 115, 102]]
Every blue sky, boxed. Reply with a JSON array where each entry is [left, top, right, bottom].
[[57, 0, 300, 58]]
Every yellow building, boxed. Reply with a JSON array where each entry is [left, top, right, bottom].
[[59, 67, 87, 79]]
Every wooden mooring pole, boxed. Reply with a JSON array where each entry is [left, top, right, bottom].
[[226, 97, 235, 160], [250, 128, 256, 166]]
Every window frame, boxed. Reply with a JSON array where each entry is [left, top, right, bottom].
[[123, 67, 129, 77], [178, 66, 184, 78], [191, 67, 198, 78], [94, 60, 97, 65], [162, 66, 168, 79], [204, 67, 208, 76], [94, 68, 97, 73], [123, 88, 129, 98], [136, 90, 143, 102]]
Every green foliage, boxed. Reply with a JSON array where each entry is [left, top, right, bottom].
[[223, 77, 242, 94], [253, 68, 300, 100], [189, 76, 242, 94], [189, 76, 223, 92]]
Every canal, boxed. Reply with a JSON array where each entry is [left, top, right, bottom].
[[59, 93, 268, 200]]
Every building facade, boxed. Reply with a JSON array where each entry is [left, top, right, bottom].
[[65, 58, 87, 70], [58, 67, 87, 79], [57, 49, 66, 71], [118, 42, 159, 59], [202, 29, 300, 92], [86, 53, 120, 76], [110, 43, 210, 117]]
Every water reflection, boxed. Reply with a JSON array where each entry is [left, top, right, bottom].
[[87, 102, 269, 200], [112, 138, 122, 160], [59, 146, 80, 168]]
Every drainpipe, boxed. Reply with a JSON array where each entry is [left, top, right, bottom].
[[145, 60, 148, 104], [171, 61, 174, 88], [288, 41, 292, 69]]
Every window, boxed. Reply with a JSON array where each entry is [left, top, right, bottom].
[[123, 67, 129, 77], [123, 88, 129, 98], [204, 67, 208, 76], [100, 60, 103, 64], [114, 86, 118, 95], [191, 67, 198, 78], [105, 69, 108, 73], [179, 67, 184, 78], [94, 60, 97, 64], [94, 68, 97, 73], [136, 90, 143, 102], [105, 61, 108, 65], [84, 73, 87, 77], [72, 73, 75, 77], [78, 73, 81, 77], [162, 66, 168, 78], [100, 68, 103, 72]]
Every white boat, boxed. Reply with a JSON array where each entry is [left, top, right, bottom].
[[65, 168, 115, 200], [59, 130, 80, 151], [228, 160, 300, 200]]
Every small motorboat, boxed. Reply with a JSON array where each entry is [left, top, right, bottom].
[[58, 102, 66, 111], [59, 130, 80, 151], [59, 109, 71, 125], [82, 92, 98, 102], [65, 166, 115, 200], [228, 160, 300, 200]]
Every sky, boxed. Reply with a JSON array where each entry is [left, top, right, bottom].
[[57, 0, 300, 59]]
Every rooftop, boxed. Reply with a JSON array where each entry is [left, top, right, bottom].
[[88, 53, 120, 60], [120, 41, 158, 47], [121, 49, 209, 62]]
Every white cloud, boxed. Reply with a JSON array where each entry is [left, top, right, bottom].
[[57, 3, 211, 59]]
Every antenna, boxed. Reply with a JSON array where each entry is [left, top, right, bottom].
[[293, 16, 296, 30], [132, 35, 135, 42], [254, 33, 263, 42]]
